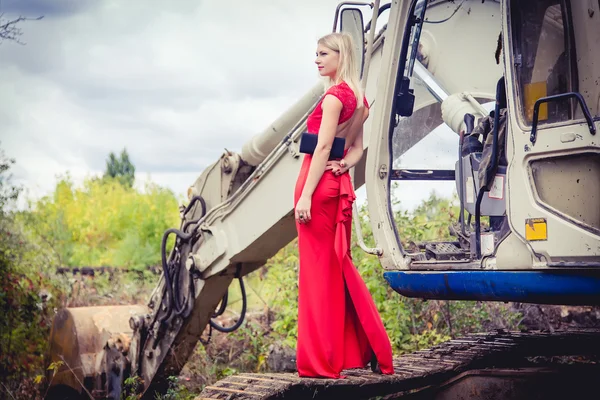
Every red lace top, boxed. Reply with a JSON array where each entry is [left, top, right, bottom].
[[306, 82, 369, 134]]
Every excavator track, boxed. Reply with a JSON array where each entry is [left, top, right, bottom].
[[197, 329, 600, 399]]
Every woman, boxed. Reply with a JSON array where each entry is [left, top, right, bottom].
[[293, 32, 395, 379]]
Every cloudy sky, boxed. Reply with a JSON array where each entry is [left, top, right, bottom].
[[1, 0, 459, 210]]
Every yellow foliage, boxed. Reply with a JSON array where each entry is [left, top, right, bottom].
[[21, 176, 180, 270]]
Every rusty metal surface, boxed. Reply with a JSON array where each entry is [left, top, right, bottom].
[[197, 329, 600, 400], [47, 304, 149, 394]]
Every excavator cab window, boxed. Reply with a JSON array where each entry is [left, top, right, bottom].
[[510, 0, 594, 126], [510, 0, 574, 125]]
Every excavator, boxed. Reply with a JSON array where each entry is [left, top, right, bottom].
[[46, 0, 600, 399]]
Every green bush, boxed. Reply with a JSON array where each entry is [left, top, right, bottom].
[[0, 147, 60, 399]]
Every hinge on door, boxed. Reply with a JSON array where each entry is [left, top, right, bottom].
[[379, 164, 388, 179], [514, 54, 522, 67]]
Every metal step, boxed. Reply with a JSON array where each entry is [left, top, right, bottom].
[[425, 242, 469, 261]]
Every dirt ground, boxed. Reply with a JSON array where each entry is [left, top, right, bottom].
[[514, 304, 600, 330]]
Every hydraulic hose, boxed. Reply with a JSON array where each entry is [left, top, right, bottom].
[[182, 195, 207, 232], [158, 195, 207, 322], [212, 291, 229, 318], [209, 277, 247, 333], [160, 228, 193, 318]]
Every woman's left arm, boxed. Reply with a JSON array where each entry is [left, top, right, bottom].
[[295, 95, 342, 222], [327, 103, 369, 175], [340, 130, 364, 168]]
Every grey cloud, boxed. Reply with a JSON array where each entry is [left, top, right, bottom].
[[0, 17, 69, 74], [60, 82, 223, 115], [1, 0, 98, 17], [78, 141, 218, 175]]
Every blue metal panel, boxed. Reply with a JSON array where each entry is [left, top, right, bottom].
[[383, 270, 600, 305]]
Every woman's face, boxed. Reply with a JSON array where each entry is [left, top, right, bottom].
[[315, 44, 339, 79]]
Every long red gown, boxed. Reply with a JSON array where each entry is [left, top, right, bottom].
[[293, 81, 395, 378]]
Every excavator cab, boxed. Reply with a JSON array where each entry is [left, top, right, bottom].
[[364, 0, 600, 304]]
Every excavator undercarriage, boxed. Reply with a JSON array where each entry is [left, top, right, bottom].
[[200, 329, 600, 400]]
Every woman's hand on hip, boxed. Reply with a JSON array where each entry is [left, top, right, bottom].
[[295, 195, 312, 224], [325, 159, 349, 176]]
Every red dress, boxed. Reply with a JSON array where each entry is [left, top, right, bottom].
[[294, 82, 395, 378]]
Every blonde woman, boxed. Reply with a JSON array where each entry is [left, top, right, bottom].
[[294, 32, 394, 378]]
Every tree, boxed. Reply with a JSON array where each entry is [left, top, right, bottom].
[[0, 144, 56, 395], [104, 148, 136, 188], [0, 14, 43, 45], [0, 145, 21, 212]]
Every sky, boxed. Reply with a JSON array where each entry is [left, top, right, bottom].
[[0, 0, 460, 211]]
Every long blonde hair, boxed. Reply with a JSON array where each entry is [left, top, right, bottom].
[[318, 32, 363, 108]]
